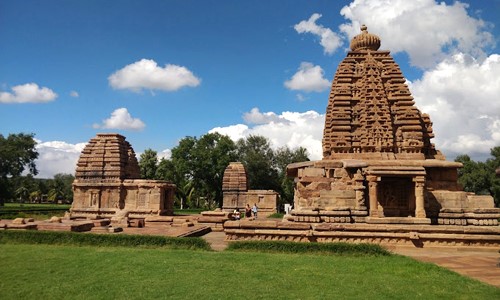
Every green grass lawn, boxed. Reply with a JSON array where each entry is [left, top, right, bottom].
[[0, 243, 498, 299], [0, 203, 71, 220], [174, 208, 204, 215], [1, 203, 71, 210]]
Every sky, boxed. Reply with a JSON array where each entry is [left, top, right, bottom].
[[1, 0, 499, 178]]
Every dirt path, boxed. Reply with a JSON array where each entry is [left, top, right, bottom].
[[391, 247, 500, 287], [202, 231, 228, 251]]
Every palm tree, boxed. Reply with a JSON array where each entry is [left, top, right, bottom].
[[15, 186, 29, 203]]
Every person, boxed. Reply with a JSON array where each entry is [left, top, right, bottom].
[[233, 209, 240, 220], [252, 203, 258, 219], [245, 204, 252, 218]]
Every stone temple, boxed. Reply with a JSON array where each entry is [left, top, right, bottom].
[[70, 133, 176, 220], [225, 26, 500, 247], [221, 162, 278, 217]]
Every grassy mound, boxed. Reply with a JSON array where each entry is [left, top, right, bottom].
[[226, 240, 390, 256], [0, 230, 211, 251]]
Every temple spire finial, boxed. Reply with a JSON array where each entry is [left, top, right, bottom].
[[350, 24, 381, 51]]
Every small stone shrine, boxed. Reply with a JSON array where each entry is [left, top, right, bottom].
[[225, 26, 500, 247], [221, 162, 278, 217], [70, 133, 176, 220]]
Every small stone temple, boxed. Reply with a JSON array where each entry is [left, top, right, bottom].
[[221, 162, 278, 217], [224, 26, 500, 247], [70, 133, 176, 220]]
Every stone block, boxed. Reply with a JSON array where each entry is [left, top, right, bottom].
[[12, 218, 25, 225], [172, 218, 188, 224], [302, 167, 326, 177], [108, 226, 123, 233], [197, 216, 228, 223], [49, 216, 62, 223], [466, 195, 495, 209], [145, 216, 174, 222], [409, 232, 419, 240], [128, 219, 145, 228], [201, 211, 227, 217], [224, 221, 241, 228], [277, 223, 311, 230], [430, 190, 467, 209], [240, 220, 278, 229]]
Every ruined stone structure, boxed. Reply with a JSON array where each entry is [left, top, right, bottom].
[[225, 26, 500, 247], [70, 133, 176, 220], [221, 162, 278, 217]]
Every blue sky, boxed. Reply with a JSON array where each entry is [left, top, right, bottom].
[[1, 0, 499, 178]]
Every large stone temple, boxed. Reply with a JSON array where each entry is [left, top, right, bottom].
[[286, 25, 499, 225], [70, 133, 176, 220], [224, 26, 500, 247]]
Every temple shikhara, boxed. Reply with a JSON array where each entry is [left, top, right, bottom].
[[70, 133, 176, 220], [225, 26, 500, 247]]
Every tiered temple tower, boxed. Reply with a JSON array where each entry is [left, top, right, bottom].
[[287, 26, 499, 226], [71, 133, 176, 219], [322, 25, 439, 160]]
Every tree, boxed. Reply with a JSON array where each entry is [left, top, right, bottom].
[[0, 133, 39, 205], [157, 133, 237, 209], [15, 185, 30, 202], [51, 173, 75, 203], [190, 133, 238, 207], [236, 135, 279, 191], [275, 146, 309, 205], [455, 146, 500, 207], [139, 149, 159, 179]]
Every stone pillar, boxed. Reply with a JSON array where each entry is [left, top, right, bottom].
[[367, 175, 379, 217], [354, 170, 366, 211], [414, 176, 426, 218]]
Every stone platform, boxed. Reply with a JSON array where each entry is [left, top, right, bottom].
[[0, 216, 211, 238], [224, 219, 500, 249]]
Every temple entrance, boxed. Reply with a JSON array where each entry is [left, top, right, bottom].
[[377, 177, 415, 217]]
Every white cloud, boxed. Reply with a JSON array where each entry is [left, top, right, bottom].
[[35, 140, 86, 178], [210, 108, 324, 160], [284, 62, 331, 92], [410, 53, 500, 159], [0, 83, 57, 103], [243, 107, 287, 125], [108, 58, 201, 92], [339, 0, 494, 68], [294, 13, 343, 54], [296, 94, 308, 101], [69, 91, 79, 97], [158, 149, 172, 160], [93, 108, 146, 131]]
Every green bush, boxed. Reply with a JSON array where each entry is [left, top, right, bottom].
[[267, 212, 284, 219], [226, 240, 390, 256], [0, 230, 211, 251]]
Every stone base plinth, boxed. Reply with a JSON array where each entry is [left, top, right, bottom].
[[365, 217, 431, 225], [224, 220, 500, 248]]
